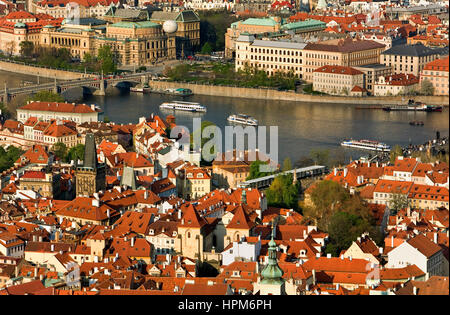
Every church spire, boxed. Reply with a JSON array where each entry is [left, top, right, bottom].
[[241, 188, 247, 205], [260, 223, 284, 285]]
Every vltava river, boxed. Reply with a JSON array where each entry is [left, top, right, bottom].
[[84, 91, 449, 163]]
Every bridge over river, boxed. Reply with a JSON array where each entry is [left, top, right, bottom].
[[0, 71, 154, 104]]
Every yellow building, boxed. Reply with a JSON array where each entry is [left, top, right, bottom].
[[303, 38, 385, 82], [312, 65, 364, 95], [420, 56, 449, 96], [381, 43, 441, 76], [177, 166, 211, 199], [235, 33, 306, 78]]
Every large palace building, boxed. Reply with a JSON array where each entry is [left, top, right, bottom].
[[0, 8, 200, 65]]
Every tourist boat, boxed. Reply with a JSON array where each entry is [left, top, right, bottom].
[[409, 121, 424, 126], [130, 83, 151, 93], [227, 114, 258, 126], [382, 103, 428, 111], [383, 100, 442, 112], [340, 139, 391, 152], [159, 101, 207, 112]]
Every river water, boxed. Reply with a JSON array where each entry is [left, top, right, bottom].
[[84, 91, 449, 163], [1, 70, 448, 163]]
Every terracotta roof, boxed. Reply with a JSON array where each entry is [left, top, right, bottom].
[[314, 65, 363, 75], [406, 234, 442, 258], [19, 102, 97, 114]]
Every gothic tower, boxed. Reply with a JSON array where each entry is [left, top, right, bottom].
[[75, 133, 106, 197]]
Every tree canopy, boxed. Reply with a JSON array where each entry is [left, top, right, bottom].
[[0, 145, 23, 172], [27, 91, 64, 103], [266, 174, 299, 209]]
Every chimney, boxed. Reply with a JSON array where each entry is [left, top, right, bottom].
[[312, 269, 316, 284], [413, 286, 417, 295], [343, 168, 348, 177], [334, 168, 337, 176], [51, 244, 55, 252], [34, 267, 38, 278], [92, 199, 100, 207], [107, 209, 110, 218], [391, 235, 394, 248], [131, 237, 135, 247], [144, 190, 148, 200], [434, 232, 438, 244], [326, 253, 331, 259]]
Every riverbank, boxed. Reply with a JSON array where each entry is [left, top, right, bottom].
[[0, 60, 95, 81], [148, 80, 449, 106]]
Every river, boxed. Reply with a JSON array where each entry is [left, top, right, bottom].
[[84, 91, 449, 163], [1, 70, 448, 163]]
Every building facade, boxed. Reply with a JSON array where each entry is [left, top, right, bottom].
[[419, 56, 449, 96]]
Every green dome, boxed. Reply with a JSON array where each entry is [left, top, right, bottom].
[[14, 22, 26, 28]]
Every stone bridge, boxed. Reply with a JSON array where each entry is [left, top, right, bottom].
[[0, 72, 152, 104]]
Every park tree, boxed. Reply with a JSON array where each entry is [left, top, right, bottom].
[[295, 155, 315, 168], [420, 79, 435, 96], [5, 41, 15, 57], [19, 41, 34, 58], [389, 145, 403, 164], [52, 142, 68, 160]]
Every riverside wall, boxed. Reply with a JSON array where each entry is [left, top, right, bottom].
[[148, 80, 449, 106], [0, 60, 95, 80]]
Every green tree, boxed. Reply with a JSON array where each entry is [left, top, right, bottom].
[[303, 180, 351, 228], [19, 41, 34, 58], [266, 174, 299, 209], [200, 42, 213, 55], [52, 142, 68, 160], [65, 144, 85, 163], [98, 45, 117, 74], [420, 79, 434, 96], [388, 192, 409, 215], [325, 211, 372, 256], [0, 145, 23, 172], [27, 91, 64, 103], [389, 145, 403, 164], [246, 160, 273, 180]]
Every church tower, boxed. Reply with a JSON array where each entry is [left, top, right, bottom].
[[258, 224, 286, 295], [75, 133, 106, 197]]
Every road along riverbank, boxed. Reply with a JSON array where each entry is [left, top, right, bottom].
[[148, 80, 449, 106], [0, 60, 95, 80]]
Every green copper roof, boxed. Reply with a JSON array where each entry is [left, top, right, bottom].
[[281, 19, 326, 31], [241, 18, 278, 27], [109, 21, 160, 29], [14, 22, 26, 28], [260, 224, 284, 285]]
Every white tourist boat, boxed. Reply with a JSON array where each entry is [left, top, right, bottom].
[[159, 101, 207, 112], [340, 139, 391, 152], [227, 114, 258, 126]]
